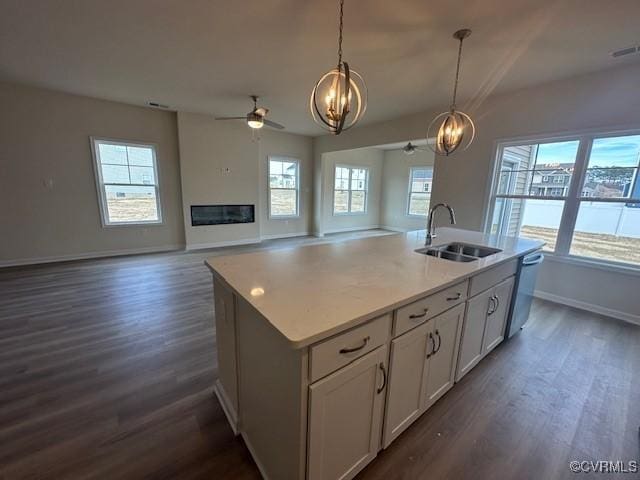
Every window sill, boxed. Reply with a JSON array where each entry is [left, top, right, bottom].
[[103, 220, 164, 227], [406, 214, 427, 219], [269, 215, 300, 220], [543, 252, 640, 277], [333, 212, 367, 217]]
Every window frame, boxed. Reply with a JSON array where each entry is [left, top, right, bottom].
[[267, 156, 300, 219], [90, 136, 163, 227], [333, 164, 369, 216], [484, 127, 640, 271], [406, 166, 433, 218]]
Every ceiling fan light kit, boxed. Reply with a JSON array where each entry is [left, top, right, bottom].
[[216, 95, 285, 130], [309, 0, 367, 135]]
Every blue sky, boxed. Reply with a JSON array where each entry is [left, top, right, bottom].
[[534, 136, 640, 168]]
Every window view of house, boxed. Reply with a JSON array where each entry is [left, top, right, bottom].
[[93, 139, 161, 224], [489, 134, 640, 265], [407, 167, 433, 216], [334, 166, 369, 214], [269, 158, 299, 217], [490, 140, 579, 251]]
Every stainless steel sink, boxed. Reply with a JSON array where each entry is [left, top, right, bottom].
[[415, 242, 502, 262], [439, 242, 502, 258], [415, 247, 477, 262]]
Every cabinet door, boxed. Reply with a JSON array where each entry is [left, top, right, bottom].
[[308, 346, 388, 480], [482, 276, 515, 354], [423, 304, 464, 409], [382, 322, 431, 448], [455, 288, 493, 381]]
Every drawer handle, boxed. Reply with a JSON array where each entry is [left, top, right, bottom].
[[377, 363, 387, 394], [339, 336, 370, 354], [446, 292, 462, 301], [434, 329, 441, 354], [409, 308, 429, 320], [426, 332, 436, 358]]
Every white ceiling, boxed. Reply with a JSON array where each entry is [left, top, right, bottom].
[[1, 0, 639, 136]]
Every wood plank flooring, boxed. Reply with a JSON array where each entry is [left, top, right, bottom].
[[1, 231, 638, 479]]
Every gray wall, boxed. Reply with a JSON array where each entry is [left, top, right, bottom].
[[0, 81, 184, 265], [312, 63, 640, 323], [177, 111, 313, 249], [381, 149, 435, 231]]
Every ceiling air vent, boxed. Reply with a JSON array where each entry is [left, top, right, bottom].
[[610, 45, 639, 58]]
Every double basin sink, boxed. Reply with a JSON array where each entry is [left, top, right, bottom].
[[415, 242, 502, 262]]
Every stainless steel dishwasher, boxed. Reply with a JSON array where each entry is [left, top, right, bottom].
[[506, 251, 544, 338]]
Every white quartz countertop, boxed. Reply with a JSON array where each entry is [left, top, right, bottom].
[[206, 228, 544, 349]]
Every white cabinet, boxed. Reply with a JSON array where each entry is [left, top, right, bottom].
[[382, 304, 464, 447], [423, 303, 465, 409], [456, 276, 515, 382], [307, 345, 388, 480], [483, 276, 515, 354], [382, 321, 430, 447]]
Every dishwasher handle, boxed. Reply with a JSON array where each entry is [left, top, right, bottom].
[[523, 252, 544, 266]]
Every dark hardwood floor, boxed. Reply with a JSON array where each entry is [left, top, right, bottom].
[[1, 232, 638, 479]]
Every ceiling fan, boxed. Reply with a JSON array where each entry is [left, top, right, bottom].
[[402, 142, 428, 155], [216, 95, 285, 130]]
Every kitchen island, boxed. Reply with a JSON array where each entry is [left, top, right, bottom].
[[206, 228, 543, 480]]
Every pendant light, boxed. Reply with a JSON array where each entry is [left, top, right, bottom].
[[310, 0, 367, 135], [427, 29, 475, 156]]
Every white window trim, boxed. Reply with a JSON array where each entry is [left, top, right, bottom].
[[484, 126, 640, 272], [333, 164, 369, 216], [90, 136, 163, 227], [406, 166, 432, 218], [267, 156, 300, 219]]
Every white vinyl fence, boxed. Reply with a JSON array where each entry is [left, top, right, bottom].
[[521, 200, 640, 238]]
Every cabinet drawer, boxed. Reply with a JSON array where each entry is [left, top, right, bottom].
[[469, 259, 518, 297], [309, 314, 392, 382], [394, 280, 468, 337]]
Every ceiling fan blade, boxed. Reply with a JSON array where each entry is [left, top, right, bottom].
[[215, 116, 246, 120], [263, 119, 285, 130], [255, 107, 268, 116]]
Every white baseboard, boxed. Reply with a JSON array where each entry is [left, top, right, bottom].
[[533, 290, 640, 326], [186, 237, 261, 251], [380, 225, 411, 232], [260, 231, 310, 241], [322, 225, 382, 234], [0, 244, 184, 268]]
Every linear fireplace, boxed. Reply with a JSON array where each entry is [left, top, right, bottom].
[[190, 205, 255, 226]]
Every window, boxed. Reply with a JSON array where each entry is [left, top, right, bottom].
[[407, 167, 433, 216], [334, 166, 369, 214], [269, 157, 299, 217], [488, 132, 640, 267], [91, 138, 161, 225]]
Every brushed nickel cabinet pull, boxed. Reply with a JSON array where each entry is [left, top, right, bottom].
[[434, 329, 442, 354], [447, 292, 462, 301], [409, 308, 429, 320], [339, 336, 370, 354], [426, 332, 436, 358], [377, 363, 387, 394], [487, 295, 496, 315]]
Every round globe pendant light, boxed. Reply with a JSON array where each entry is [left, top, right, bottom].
[[310, 0, 367, 135], [427, 29, 475, 156]]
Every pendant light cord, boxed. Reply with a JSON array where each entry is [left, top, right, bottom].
[[451, 36, 464, 109], [337, 0, 344, 68]]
